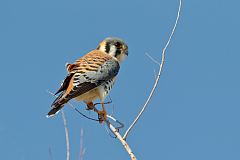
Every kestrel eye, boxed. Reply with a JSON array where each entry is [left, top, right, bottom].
[[115, 42, 121, 48]]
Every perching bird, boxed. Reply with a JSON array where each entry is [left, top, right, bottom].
[[47, 37, 128, 122]]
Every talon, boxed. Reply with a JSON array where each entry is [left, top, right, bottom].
[[86, 102, 94, 110], [89, 101, 108, 124], [97, 110, 107, 124]]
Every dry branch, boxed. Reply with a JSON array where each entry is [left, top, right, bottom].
[[47, 90, 71, 160], [61, 111, 70, 160], [123, 0, 182, 140], [79, 128, 85, 160], [106, 120, 136, 160]]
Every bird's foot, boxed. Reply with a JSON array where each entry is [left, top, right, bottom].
[[86, 101, 109, 123], [97, 109, 107, 124], [86, 102, 94, 110]]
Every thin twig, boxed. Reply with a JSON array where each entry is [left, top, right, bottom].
[[123, 0, 182, 140], [146, 53, 159, 79], [145, 53, 161, 66], [79, 128, 85, 160], [61, 111, 70, 160], [48, 147, 53, 160]]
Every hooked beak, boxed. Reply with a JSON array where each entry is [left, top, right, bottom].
[[123, 45, 128, 56]]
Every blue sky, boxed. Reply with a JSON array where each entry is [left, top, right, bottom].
[[1, 0, 240, 159]]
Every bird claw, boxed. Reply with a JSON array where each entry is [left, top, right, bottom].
[[86, 102, 94, 110], [86, 101, 108, 123], [86, 106, 94, 110], [97, 110, 107, 124]]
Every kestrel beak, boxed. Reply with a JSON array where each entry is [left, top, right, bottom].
[[123, 45, 128, 56]]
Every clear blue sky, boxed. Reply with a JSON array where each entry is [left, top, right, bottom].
[[1, 0, 240, 159]]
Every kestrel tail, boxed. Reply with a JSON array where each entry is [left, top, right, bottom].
[[47, 37, 128, 122]]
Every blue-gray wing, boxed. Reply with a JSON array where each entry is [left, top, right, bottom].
[[63, 51, 120, 99]]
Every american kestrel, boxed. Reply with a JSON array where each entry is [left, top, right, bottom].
[[47, 37, 128, 122]]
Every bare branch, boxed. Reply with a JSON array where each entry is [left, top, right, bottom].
[[146, 53, 159, 79], [61, 111, 70, 160], [48, 147, 53, 160], [123, 0, 182, 140], [145, 53, 161, 66], [79, 128, 85, 160], [88, 105, 136, 159], [47, 90, 70, 160], [105, 120, 136, 160]]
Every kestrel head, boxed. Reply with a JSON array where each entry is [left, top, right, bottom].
[[97, 37, 128, 62]]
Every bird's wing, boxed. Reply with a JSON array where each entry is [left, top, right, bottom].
[[55, 50, 120, 101], [54, 73, 74, 95], [48, 50, 119, 117]]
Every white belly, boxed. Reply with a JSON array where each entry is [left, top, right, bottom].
[[75, 87, 99, 102]]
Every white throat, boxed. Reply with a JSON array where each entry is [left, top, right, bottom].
[[108, 45, 117, 57]]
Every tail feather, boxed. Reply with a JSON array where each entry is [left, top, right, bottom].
[[47, 92, 68, 118], [47, 107, 62, 118]]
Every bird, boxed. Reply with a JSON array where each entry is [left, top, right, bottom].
[[47, 37, 128, 122]]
